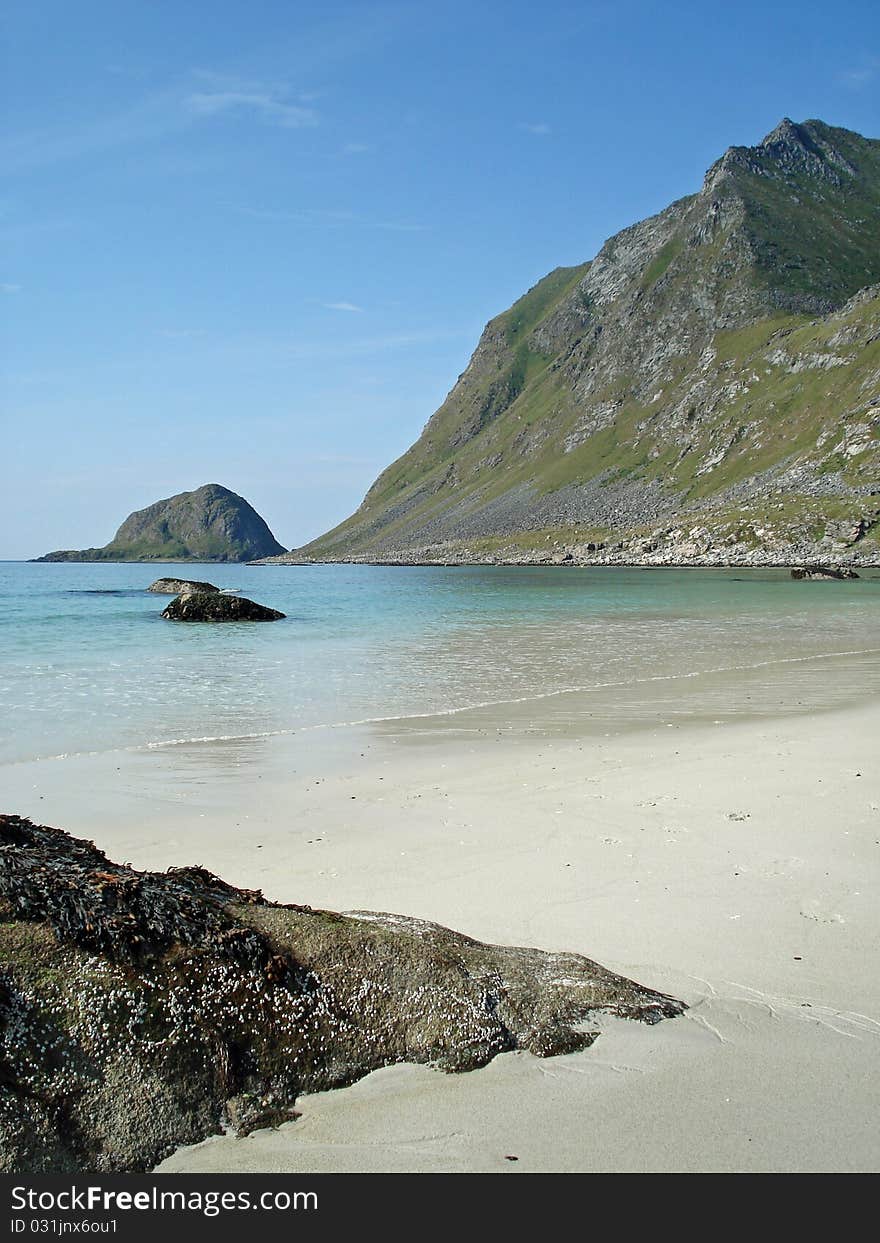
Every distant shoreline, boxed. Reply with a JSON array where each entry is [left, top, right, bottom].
[[249, 555, 880, 570], [16, 555, 880, 570]]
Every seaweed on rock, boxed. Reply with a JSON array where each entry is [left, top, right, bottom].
[[0, 815, 684, 1173]]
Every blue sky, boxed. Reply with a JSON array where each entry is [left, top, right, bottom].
[[2, 0, 879, 558]]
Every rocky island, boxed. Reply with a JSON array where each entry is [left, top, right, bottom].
[[0, 815, 683, 1173], [259, 120, 880, 570], [34, 484, 285, 563]]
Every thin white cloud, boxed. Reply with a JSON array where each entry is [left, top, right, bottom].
[[0, 76, 319, 174], [187, 90, 318, 128], [341, 142, 372, 155], [1, 283, 21, 294], [158, 328, 206, 339], [285, 328, 470, 361], [840, 56, 880, 87], [520, 122, 552, 135], [323, 301, 364, 313], [231, 204, 426, 232], [0, 88, 186, 173]]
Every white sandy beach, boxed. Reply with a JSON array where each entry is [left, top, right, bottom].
[[5, 684, 878, 1174]]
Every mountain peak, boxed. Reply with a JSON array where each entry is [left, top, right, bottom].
[[704, 116, 863, 201], [761, 116, 803, 147], [760, 116, 858, 177]]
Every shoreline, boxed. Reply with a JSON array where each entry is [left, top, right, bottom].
[[251, 555, 880, 568], [4, 556, 878, 1173], [4, 688, 878, 1172], [150, 698, 879, 1173], [13, 556, 880, 569], [5, 637, 879, 791]]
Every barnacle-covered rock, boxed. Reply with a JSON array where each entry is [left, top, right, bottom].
[[0, 815, 684, 1173], [161, 592, 285, 621], [146, 578, 221, 594]]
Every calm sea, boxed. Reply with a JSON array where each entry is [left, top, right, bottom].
[[1, 561, 879, 767]]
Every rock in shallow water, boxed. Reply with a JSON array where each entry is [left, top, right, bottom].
[[790, 566, 860, 580], [146, 577, 220, 594], [0, 815, 684, 1173], [161, 591, 285, 621]]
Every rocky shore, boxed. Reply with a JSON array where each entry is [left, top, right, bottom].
[[253, 532, 880, 570], [254, 498, 880, 570], [0, 815, 684, 1174]]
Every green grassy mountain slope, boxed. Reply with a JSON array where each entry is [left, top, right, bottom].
[[294, 119, 880, 565], [34, 484, 286, 563]]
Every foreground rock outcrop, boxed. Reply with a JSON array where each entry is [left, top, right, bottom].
[[147, 577, 221, 594], [33, 484, 285, 563], [0, 815, 684, 1173], [161, 591, 285, 621]]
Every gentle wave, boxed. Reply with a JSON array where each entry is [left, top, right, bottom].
[[6, 644, 879, 767]]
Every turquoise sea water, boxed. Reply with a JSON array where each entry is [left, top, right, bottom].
[[1, 561, 879, 767]]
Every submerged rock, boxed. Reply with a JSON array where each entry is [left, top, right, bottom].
[[791, 566, 860, 580], [147, 577, 220, 594], [0, 815, 685, 1173], [161, 591, 285, 621]]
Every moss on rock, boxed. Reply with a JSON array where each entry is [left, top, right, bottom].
[[0, 815, 684, 1173]]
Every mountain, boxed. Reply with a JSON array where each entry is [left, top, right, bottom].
[[34, 484, 285, 563], [285, 119, 880, 566]]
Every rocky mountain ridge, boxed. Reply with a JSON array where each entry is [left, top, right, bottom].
[[272, 119, 880, 567]]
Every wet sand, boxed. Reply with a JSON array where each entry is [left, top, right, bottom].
[[6, 687, 879, 1172]]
